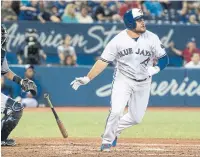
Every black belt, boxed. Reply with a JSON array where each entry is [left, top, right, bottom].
[[132, 77, 148, 82]]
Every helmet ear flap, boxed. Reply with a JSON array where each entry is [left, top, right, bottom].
[[123, 10, 136, 30], [123, 8, 144, 30]]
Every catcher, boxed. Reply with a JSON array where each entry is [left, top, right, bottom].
[[1, 24, 37, 146]]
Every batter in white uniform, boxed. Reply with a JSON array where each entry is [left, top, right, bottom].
[[71, 8, 169, 151]]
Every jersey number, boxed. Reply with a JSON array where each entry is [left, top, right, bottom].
[[140, 57, 150, 67]]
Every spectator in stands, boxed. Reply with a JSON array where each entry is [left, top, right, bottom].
[[159, 0, 171, 10], [178, 1, 199, 23], [1, 1, 17, 22], [76, 5, 93, 23], [17, 65, 41, 107], [119, 1, 142, 17], [17, 28, 47, 65], [75, 1, 88, 12], [57, 35, 77, 65], [38, 6, 61, 23], [11, 1, 21, 16], [50, 5, 61, 19], [39, 1, 61, 22], [1, 76, 14, 98], [188, 14, 199, 24], [185, 53, 200, 68], [53, 0, 67, 17], [93, 1, 121, 22], [61, 3, 78, 23], [107, 1, 120, 15], [196, 5, 200, 22], [87, 1, 100, 13], [21, 0, 30, 6], [18, 0, 45, 23], [142, 0, 164, 17], [64, 55, 76, 66], [183, 1, 197, 15], [169, 38, 200, 64]]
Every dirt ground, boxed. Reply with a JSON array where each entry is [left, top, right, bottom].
[[2, 107, 200, 157], [2, 138, 200, 157]]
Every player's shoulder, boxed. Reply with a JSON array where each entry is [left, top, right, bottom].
[[109, 29, 127, 43], [116, 29, 127, 38], [142, 30, 159, 40]]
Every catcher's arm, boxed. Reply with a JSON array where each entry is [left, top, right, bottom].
[[5, 70, 37, 96]]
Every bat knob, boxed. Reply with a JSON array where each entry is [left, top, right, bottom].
[[44, 93, 49, 98]]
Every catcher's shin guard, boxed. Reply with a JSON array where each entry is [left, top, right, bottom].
[[1, 98, 24, 141]]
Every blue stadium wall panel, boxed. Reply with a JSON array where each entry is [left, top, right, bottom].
[[4, 22, 200, 66], [7, 66, 200, 107]]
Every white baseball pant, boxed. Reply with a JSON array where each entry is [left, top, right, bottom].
[[102, 71, 151, 144]]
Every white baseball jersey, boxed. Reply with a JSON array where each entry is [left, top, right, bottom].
[[101, 29, 166, 80], [101, 29, 167, 145]]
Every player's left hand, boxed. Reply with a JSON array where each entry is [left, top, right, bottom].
[[147, 66, 160, 76], [70, 76, 90, 90], [20, 78, 37, 96]]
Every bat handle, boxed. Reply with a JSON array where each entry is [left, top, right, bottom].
[[44, 93, 53, 108], [44, 93, 49, 99]]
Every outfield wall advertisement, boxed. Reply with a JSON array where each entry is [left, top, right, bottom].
[[7, 66, 200, 107], [4, 22, 200, 65]]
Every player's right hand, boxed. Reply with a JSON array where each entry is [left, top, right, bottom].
[[70, 76, 90, 90]]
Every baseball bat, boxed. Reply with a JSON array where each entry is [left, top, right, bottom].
[[44, 93, 68, 138]]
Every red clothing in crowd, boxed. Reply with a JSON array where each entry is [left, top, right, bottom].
[[183, 48, 200, 63], [119, 2, 141, 17]]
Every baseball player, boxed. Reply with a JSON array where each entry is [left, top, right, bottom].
[[1, 25, 37, 146], [71, 8, 169, 151]]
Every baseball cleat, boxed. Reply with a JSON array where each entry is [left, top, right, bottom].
[[112, 137, 118, 147], [100, 144, 112, 152], [1, 139, 16, 146]]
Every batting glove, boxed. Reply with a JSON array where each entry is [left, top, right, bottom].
[[147, 66, 160, 76], [70, 76, 90, 90]]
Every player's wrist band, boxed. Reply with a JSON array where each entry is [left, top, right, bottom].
[[13, 75, 22, 85]]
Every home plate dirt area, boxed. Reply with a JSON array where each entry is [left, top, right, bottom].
[[1, 138, 200, 157]]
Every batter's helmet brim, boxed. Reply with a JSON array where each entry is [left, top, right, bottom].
[[134, 15, 144, 20]]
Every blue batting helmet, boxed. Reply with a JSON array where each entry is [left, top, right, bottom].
[[123, 8, 144, 30]]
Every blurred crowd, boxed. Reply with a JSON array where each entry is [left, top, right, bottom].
[[2, 0, 200, 69], [2, 0, 200, 24], [13, 27, 200, 68]]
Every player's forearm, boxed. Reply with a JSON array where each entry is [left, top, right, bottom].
[[5, 71, 22, 85], [4, 70, 15, 81], [171, 47, 182, 56], [87, 60, 109, 80]]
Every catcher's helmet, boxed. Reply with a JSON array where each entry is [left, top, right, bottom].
[[1, 24, 8, 46], [123, 8, 144, 30]]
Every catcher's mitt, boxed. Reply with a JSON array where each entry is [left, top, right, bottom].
[[21, 78, 37, 96]]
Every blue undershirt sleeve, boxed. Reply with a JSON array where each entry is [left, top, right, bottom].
[[157, 54, 169, 70]]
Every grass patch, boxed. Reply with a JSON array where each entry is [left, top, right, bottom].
[[11, 110, 200, 139]]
